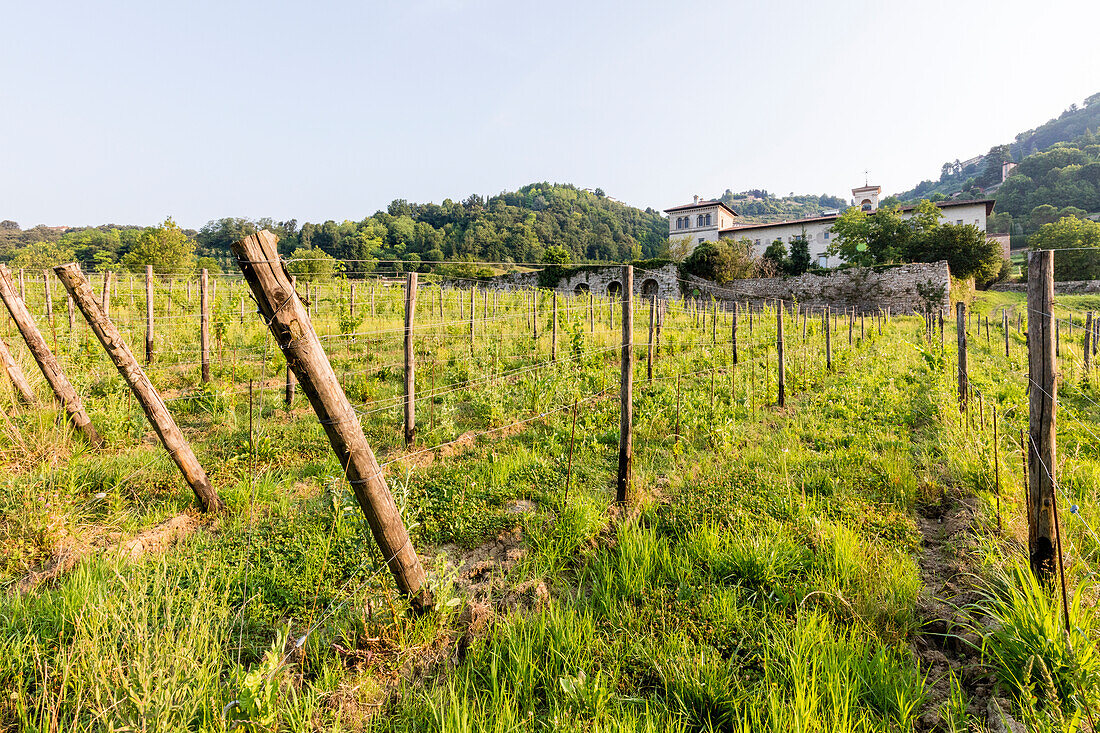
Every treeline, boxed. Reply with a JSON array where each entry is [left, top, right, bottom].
[[717, 190, 848, 222]]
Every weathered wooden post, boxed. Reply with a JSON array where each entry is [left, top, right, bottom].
[[145, 265, 155, 364], [0, 337, 37, 406], [101, 271, 111, 317], [41, 270, 55, 327], [0, 265, 102, 447], [588, 291, 594, 333], [18, 269, 25, 301], [532, 289, 539, 339], [993, 404, 1002, 531], [469, 286, 476, 352], [66, 294, 75, 332], [232, 231, 430, 607], [200, 269, 211, 383], [55, 263, 224, 512], [1085, 312, 1093, 378], [848, 307, 853, 346], [731, 302, 738, 365], [404, 272, 417, 447], [1003, 308, 1010, 358], [957, 302, 968, 413], [647, 294, 656, 381], [825, 306, 832, 370], [552, 291, 558, 362], [617, 265, 633, 505], [350, 282, 356, 319], [1027, 250, 1057, 581], [776, 299, 786, 407]]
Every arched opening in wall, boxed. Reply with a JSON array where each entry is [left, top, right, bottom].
[[574, 283, 590, 295], [608, 281, 622, 297], [860, 199, 872, 211], [641, 278, 659, 296]]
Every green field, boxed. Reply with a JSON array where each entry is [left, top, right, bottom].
[[1, 273, 1099, 732]]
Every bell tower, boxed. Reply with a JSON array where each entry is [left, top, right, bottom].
[[851, 184, 881, 212]]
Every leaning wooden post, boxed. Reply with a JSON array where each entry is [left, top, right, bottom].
[[616, 266, 634, 505], [199, 269, 211, 383], [647, 294, 656, 381], [0, 337, 37, 406], [145, 265, 155, 364], [0, 266, 102, 447], [1027, 250, 1058, 581], [404, 272, 417, 447], [956, 302, 968, 413], [776, 300, 786, 407], [233, 233, 429, 606], [54, 263, 223, 511]]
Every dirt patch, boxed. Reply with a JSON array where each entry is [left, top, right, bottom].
[[394, 420, 532, 471], [912, 489, 1005, 731], [117, 513, 198, 561], [440, 526, 528, 604]]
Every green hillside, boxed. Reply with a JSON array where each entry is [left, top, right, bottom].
[[717, 189, 849, 222]]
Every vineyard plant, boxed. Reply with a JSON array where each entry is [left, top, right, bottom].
[[1, 264, 1100, 732]]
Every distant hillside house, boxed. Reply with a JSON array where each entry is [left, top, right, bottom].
[[665, 185, 994, 268]]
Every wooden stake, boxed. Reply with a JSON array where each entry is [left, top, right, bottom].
[[404, 273, 417, 446], [100, 271, 111, 317], [776, 300, 786, 407], [1027, 250, 1057, 581], [0, 265, 102, 447], [957, 301, 968, 413], [617, 265, 633, 505], [55, 263, 223, 511], [200, 269, 211, 383], [1085, 312, 1093, 379], [993, 405, 1001, 532], [145, 265, 155, 364], [231, 231, 429, 607], [647, 294, 656, 381], [551, 291, 558, 362], [825, 306, 832, 370]]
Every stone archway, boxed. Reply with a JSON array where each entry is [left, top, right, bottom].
[[641, 278, 659, 296], [574, 283, 590, 295], [608, 281, 622, 297]]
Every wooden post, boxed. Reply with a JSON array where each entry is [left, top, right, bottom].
[[825, 306, 832, 370], [18, 269, 25, 301], [371, 283, 376, 317], [533, 289, 538, 339], [552, 291, 558, 362], [286, 278, 298, 410], [200, 269, 211, 383], [957, 302, 968, 413], [731, 302, 738, 365], [1003, 308, 1010, 358], [994, 405, 1002, 531], [712, 300, 717, 344], [1027, 250, 1057, 581], [145, 265, 155, 364], [1085, 312, 1093, 378], [776, 300, 786, 407], [239, 294, 245, 324], [0, 337, 37, 406], [647, 294, 656, 381], [469, 286, 476, 352], [101, 271, 111, 317], [42, 271, 54, 325], [848, 307, 853, 346], [617, 265, 633, 505], [232, 231, 430, 607], [67, 294, 75, 332], [0, 266, 102, 447], [350, 282, 357, 319], [588, 291, 594, 333], [54, 263, 223, 511], [404, 273, 417, 447]]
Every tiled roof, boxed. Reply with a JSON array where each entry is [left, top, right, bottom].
[[718, 199, 995, 234]]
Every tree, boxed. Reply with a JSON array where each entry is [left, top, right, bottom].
[[828, 202, 940, 266], [907, 224, 1004, 285], [788, 233, 812, 275], [681, 238, 757, 283], [1029, 217, 1100, 280], [121, 218, 197, 274], [195, 256, 222, 275], [285, 247, 343, 281], [8, 240, 76, 271], [763, 239, 789, 274]]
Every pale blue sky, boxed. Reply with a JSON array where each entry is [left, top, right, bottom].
[[3, 0, 1099, 229]]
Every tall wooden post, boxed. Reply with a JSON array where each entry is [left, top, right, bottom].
[[66, 293, 75, 332], [731, 302, 738, 365], [469, 286, 476, 352], [825, 306, 832, 370], [957, 302, 968, 413], [54, 264, 223, 512], [145, 265, 155, 364], [18, 269, 24, 301], [42, 271, 54, 326], [588, 291, 594, 333], [848, 308, 853, 346], [0, 337, 37, 406], [552, 291, 558, 362], [532, 289, 538, 339], [617, 265, 633, 505], [404, 273, 417, 447], [200, 269, 211, 383], [0, 266, 102, 447], [232, 231, 429, 607], [1085, 312, 1094, 378], [647, 294, 656, 381], [1027, 250, 1057, 581], [1003, 308, 1010, 358], [776, 300, 786, 407], [350, 282, 356, 319]]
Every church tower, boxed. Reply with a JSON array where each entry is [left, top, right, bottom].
[[851, 184, 881, 212]]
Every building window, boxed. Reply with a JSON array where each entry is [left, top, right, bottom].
[[818, 255, 828, 267], [705, 213, 711, 226], [697, 215, 704, 227], [698, 237, 705, 244], [957, 219, 963, 225], [754, 239, 760, 246], [823, 230, 830, 240]]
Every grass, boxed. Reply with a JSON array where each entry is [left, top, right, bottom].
[[0, 278, 1099, 730]]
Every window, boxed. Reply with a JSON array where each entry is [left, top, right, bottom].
[[754, 238, 761, 246], [697, 215, 704, 227], [823, 230, 830, 240], [698, 238, 705, 244], [818, 255, 828, 267], [956, 219, 963, 225], [705, 213, 711, 226]]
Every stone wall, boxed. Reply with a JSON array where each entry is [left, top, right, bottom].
[[989, 280, 1100, 294], [685, 261, 951, 315], [486, 263, 681, 300]]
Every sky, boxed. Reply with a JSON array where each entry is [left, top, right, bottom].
[[3, 0, 1100, 230]]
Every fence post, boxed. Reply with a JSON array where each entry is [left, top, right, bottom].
[[1027, 250, 1058, 581], [54, 263, 224, 512], [825, 306, 832, 370], [617, 265, 633, 505], [0, 265, 102, 447], [957, 302, 968, 413], [0, 337, 37, 406], [552, 291, 558, 362], [848, 307, 853, 346], [145, 265, 155, 364], [350, 282, 356, 319], [401, 272, 418, 447], [731, 302, 738, 364], [200, 269, 211, 383], [588, 291, 594, 333], [532, 289, 538, 339], [100, 271, 111, 317], [777, 300, 786, 407], [18, 269, 25, 300], [647, 294, 656, 381], [469, 286, 476, 352], [67, 293, 75, 333], [1085, 312, 1093, 379], [232, 231, 430, 607]]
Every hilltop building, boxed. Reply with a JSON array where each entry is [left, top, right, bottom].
[[665, 185, 994, 268]]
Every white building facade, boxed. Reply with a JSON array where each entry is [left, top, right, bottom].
[[665, 186, 994, 268], [664, 196, 738, 247]]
